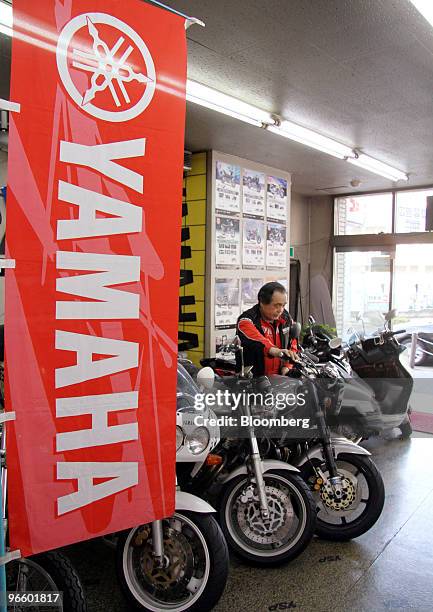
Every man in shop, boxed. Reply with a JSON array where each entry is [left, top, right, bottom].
[[236, 281, 299, 377]]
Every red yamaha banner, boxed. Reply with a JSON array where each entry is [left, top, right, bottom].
[[5, 0, 186, 555]]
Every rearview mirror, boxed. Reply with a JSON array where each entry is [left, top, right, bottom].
[[384, 309, 397, 321], [290, 322, 302, 339]]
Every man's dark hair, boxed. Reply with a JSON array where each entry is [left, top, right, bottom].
[[258, 281, 287, 305]]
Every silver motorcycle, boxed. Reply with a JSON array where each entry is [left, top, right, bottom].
[[179, 347, 317, 567], [115, 363, 229, 612]]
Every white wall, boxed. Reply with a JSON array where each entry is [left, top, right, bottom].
[[290, 192, 334, 322]]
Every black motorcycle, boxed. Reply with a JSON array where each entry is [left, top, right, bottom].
[[178, 350, 317, 567], [193, 338, 386, 542], [263, 349, 385, 541]]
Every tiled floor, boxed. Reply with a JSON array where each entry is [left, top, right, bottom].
[[65, 435, 433, 612]]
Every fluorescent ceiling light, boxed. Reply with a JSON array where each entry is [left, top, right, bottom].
[[267, 121, 353, 160], [409, 0, 433, 27], [186, 80, 273, 127], [0, 5, 410, 184], [0, 1, 12, 37], [348, 153, 408, 182], [187, 79, 408, 181]]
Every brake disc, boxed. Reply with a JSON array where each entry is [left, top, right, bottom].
[[137, 527, 193, 593], [319, 472, 358, 511], [235, 484, 294, 545]]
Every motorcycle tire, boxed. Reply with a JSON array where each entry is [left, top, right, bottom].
[[219, 470, 316, 567], [116, 512, 229, 612], [399, 417, 413, 439], [6, 551, 87, 612], [303, 453, 385, 541]]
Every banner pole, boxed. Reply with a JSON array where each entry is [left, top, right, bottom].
[[0, 415, 10, 612], [142, 0, 205, 27], [0, 17, 18, 612], [0, 100, 20, 610], [0, 478, 5, 612]]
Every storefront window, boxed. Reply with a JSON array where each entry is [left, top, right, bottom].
[[395, 189, 433, 233], [393, 244, 433, 328], [334, 250, 391, 337], [335, 193, 392, 235]]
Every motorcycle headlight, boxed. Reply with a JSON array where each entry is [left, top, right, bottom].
[[186, 426, 210, 455], [176, 426, 184, 451]]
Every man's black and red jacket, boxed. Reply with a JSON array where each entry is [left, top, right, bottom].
[[236, 304, 295, 376]]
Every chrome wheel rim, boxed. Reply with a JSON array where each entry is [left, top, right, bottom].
[[312, 460, 369, 525], [122, 514, 210, 612], [225, 474, 307, 557]]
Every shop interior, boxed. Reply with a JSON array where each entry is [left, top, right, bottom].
[[0, 1, 433, 611]]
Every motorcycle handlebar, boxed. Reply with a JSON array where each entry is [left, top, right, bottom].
[[277, 350, 319, 365]]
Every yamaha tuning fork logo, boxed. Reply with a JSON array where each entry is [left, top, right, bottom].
[[56, 12, 156, 122]]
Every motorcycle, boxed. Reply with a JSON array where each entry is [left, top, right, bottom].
[[115, 362, 229, 612], [303, 312, 414, 439], [198, 334, 385, 542], [264, 348, 386, 541], [219, 220, 235, 239], [246, 228, 261, 244], [179, 346, 317, 567], [0, 341, 87, 612], [268, 227, 285, 246], [0, 421, 87, 612]]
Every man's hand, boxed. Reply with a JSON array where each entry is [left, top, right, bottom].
[[282, 349, 299, 362], [268, 347, 299, 361]]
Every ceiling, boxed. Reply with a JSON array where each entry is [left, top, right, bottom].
[[2, 1, 433, 195], [164, 0, 433, 195]]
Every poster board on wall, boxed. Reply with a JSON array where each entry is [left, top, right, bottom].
[[206, 151, 291, 358]]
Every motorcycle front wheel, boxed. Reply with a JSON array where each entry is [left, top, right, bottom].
[[6, 551, 87, 612], [399, 414, 413, 439], [219, 470, 316, 567], [303, 453, 385, 541], [116, 512, 229, 612]]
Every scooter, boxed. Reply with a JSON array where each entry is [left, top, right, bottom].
[[303, 313, 414, 439], [179, 344, 317, 567], [115, 362, 229, 612]]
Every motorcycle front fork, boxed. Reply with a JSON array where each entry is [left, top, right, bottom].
[[242, 400, 270, 518], [151, 520, 165, 567], [309, 383, 344, 499], [151, 480, 185, 567]]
